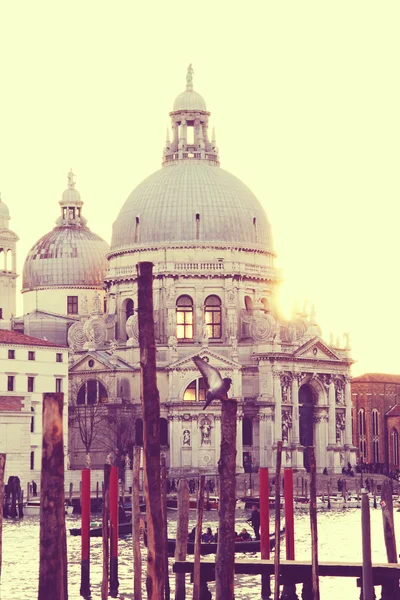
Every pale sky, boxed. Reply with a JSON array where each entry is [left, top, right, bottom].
[[1, 1, 399, 376]]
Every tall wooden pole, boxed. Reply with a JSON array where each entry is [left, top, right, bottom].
[[0, 453, 6, 580], [259, 467, 271, 600], [273, 441, 282, 600], [282, 468, 297, 600], [38, 393, 68, 600], [80, 468, 91, 597], [380, 479, 399, 599], [132, 447, 142, 600], [193, 475, 205, 600], [175, 479, 189, 600], [161, 456, 170, 600], [109, 465, 119, 595], [361, 492, 374, 600], [307, 447, 320, 600], [102, 464, 111, 600], [137, 261, 165, 600], [215, 399, 237, 600]]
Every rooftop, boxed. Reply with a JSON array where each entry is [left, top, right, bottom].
[[0, 329, 67, 348], [352, 373, 400, 384]]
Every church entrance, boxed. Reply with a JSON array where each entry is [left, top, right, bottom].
[[299, 384, 314, 470]]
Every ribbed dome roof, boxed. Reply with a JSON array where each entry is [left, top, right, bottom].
[[23, 227, 109, 291], [0, 197, 9, 218], [173, 89, 207, 112], [111, 161, 272, 253]]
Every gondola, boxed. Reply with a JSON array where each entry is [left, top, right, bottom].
[[70, 521, 133, 538], [143, 528, 285, 556]]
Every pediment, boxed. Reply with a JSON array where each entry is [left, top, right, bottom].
[[168, 348, 241, 372], [70, 351, 133, 373], [293, 337, 341, 361]]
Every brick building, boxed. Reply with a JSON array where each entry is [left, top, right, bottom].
[[351, 373, 400, 470]]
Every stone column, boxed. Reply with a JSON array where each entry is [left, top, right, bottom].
[[236, 408, 244, 472], [214, 414, 221, 464], [273, 371, 282, 442], [344, 377, 352, 446], [291, 375, 300, 444], [328, 379, 336, 445]]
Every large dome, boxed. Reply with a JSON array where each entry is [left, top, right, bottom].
[[23, 227, 109, 291], [173, 89, 207, 112], [111, 161, 272, 253]]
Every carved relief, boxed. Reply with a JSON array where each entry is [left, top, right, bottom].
[[282, 410, 292, 441], [280, 373, 292, 403], [183, 429, 191, 446], [126, 314, 139, 341], [335, 377, 345, 405], [200, 418, 212, 445], [68, 321, 86, 351], [336, 412, 345, 443], [83, 316, 106, 347]]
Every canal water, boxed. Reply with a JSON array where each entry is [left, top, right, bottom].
[[0, 506, 398, 599]]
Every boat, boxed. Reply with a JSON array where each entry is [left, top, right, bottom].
[[143, 528, 285, 556], [24, 501, 74, 516], [70, 520, 133, 537], [166, 496, 219, 510]]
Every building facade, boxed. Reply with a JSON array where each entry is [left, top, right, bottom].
[[0, 329, 68, 490]]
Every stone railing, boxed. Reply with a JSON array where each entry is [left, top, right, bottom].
[[106, 261, 280, 280]]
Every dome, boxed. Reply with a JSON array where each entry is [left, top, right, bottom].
[[23, 226, 109, 291], [111, 161, 273, 253], [173, 89, 207, 112], [61, 187, 82, 205]]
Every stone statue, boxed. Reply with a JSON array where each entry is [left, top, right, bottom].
[[67, 168, 76, 188], [124, 454, 131, 469], [80, 295, 88, 315], [202, 323, 209, 346], [183, 429, 190, 446], [110, 339, 118, 354], [230, 336, 238, 353], [186, 64, 194, 87], [168, 335, 178, 350], [92, 292, 102, 314], [85, 453, 91, 468], [200, 419, 211, 445]]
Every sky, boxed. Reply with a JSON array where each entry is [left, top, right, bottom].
[[0, 1, 399, 376]]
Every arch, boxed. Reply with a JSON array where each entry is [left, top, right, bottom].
[[176, 295, 194, 340], [299, 384, 314, 469], [244, 296, 253, 312], [260, 298, 270, 313], [372, 409, 379, 436], [76, 380, 108, 405], [160, 418, 168, 446], [204, 295, 222, 339], [242, 416, 253, 446], [6, 249, 12, 271], [392, 428, 399, 467], [372, 409, 379, 463], [183, 377, 206, 402], [120, 297, 135, 341], [358, 408, 367, 458], [135, 418, 143, 446]]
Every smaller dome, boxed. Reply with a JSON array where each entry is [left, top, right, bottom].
[[61, 187, 82, 206], [173, 89, 207, 112]]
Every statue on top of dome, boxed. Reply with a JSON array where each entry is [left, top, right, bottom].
[[67, 168, 76, 189], [186, 64, 194, 90]]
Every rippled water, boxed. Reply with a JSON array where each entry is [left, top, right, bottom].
[[0, 507, 398, 599]]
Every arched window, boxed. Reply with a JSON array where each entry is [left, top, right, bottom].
[[160, 418, 168, 446], [392, 429, 399, 467], [77, 380, 108, 405], [244, 296, 253, 312], [183, 378, 206, 402], [176, 295, 193, 339], [126, 299, 134, 321], [372, 410, 379, 436], [358, 408, 366, 459], [372, 409, 379, 463], [261, 298, 270, 313], [6, 249, 12, 271], [135, 419, 143, 446], [242, 417, 253, 446], [204, 295, 222, 339]]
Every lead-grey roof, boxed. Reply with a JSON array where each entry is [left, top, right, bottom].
[[23, 226, 109, 291], [111, 161, 273, 253]]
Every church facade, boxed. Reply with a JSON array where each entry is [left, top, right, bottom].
[[5, 69, 357, 474]]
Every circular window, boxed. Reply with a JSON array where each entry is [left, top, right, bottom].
[[88, 359, 95, 368]]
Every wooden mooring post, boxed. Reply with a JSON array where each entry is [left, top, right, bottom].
[[161, 456, 170, 600], [0, 453, 6, 580], [282, 467, 297, 600], [38, 393, 68, 600], [307, 447, 320, 600], [110, 465, 119, 595], [101, 464, 111, 600], [137, 261, 165, 600], [216, 399, 237, 600], [132, 447, 142, 600], [80, 468, 91, 598], [273, 441, 282, 600], [259, 467, 271, 600], [193, 475, 206, 600], [380, 479, 399, 599], [175, 479, 189, 600], [361, 492, 374, 600]]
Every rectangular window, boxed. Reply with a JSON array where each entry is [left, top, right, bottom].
[[7, 375, 14, 391], [30, 451, 34, 471], [0, 308, 3, 319], [28, 377, 34, 393], [67, 296, 79, 314], [56, 378, 62, 393], [28, 351, 35, 361], [8, 349, 15, 359], [56, 353, 63, 363]]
